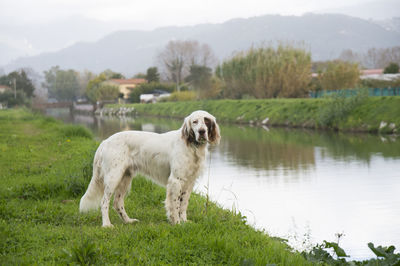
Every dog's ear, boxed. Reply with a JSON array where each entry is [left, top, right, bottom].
[[206, 117, 221, 145], [181, 117, 195, 145], [181, 117, 189, 139]]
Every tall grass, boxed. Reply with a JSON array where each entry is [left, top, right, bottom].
[[218, 43, 312, 99], [318, 88, 369, 129]]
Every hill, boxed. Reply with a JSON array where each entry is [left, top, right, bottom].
[[4, 13, 400, 76]]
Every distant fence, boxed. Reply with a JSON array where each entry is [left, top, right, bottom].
[[309, 88, 400, 98]]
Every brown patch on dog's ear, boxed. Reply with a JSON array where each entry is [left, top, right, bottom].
[[206, 117, 221, 145], [181, 118, 196, 145]]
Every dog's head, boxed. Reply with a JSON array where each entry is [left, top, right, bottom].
[[181, 110, 221, 146]]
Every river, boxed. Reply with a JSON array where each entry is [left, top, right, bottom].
[[47, 109, 400, 260]]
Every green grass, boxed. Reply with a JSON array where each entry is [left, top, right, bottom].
[[108, 96, 400, 133], [0, 108, 311, 265]]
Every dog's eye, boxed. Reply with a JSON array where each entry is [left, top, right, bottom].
[[193, 120, 198, 124]]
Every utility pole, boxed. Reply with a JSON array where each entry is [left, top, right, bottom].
[[10, 78, 16, 99]]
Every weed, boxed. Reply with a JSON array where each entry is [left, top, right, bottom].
[[61, 124, 93, 139], [65, 174, 87, 197], [63, 239, 98, 265], [302, 239, 400, 265], [318, 88, 369, 128]]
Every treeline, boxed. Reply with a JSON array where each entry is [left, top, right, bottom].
[[1, 41, 400, 107], [339, 46, 400, 69]]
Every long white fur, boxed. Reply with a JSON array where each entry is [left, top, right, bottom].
[[79, 110, 220, 227]]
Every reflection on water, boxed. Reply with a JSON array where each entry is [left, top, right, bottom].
[[47, 109, 400, 260]]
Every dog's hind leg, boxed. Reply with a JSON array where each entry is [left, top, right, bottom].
[[101, 169, 123, 228], [113, 170, 138, 224]]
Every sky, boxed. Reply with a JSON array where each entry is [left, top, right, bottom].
[[0, 0, 370, 29], [0, 0, 397, 66]]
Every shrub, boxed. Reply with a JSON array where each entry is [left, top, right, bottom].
[[383, 62, 400, 74], [164, 91, 197, 102], [318, 60, 360, 91], [61, 125, 93, 139], [128, 82, 175, 103], [318, 88, 368, 128]]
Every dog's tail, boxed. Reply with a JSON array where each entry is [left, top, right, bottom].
[[79, 170, 104, 213]]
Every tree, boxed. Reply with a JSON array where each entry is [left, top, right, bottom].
[[133, 73, 146, 79], [157, 40, 216, 91], [42, 66, 80, 101], [383, 62, 400, 74], [85, 73, 120, 103], [318, 60, 360, 91], [185, 65, 212, 91], [0, 70, 35, 98], [337, 46, 400, 69], [76, 70, 96, 98], [101, 69, 125, 79], [89, 84, 120, 102], [86, 74, 106, 102], [146, 67, 160, 83]]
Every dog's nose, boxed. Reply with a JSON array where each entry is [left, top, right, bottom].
[[199, 129, 206, 135]]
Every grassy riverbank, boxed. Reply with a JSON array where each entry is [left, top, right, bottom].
[[0, 109, 311, 265], [108, 96, 400, 133]]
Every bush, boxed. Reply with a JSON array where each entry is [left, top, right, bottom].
[[128, 82, 175, 103], [383, 62, 400, 74], [317, 60, 360, 91], [318, 88, 368, 128], [61, 125, 93, 139], [164, 91, 197, 102], [0, 91, 30, 107]]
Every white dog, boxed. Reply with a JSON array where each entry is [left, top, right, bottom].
[[79, 110, 220, 227]]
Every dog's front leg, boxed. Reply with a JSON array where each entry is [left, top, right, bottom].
[[165, 176, 182, 225], [179, 182, 195, 223]]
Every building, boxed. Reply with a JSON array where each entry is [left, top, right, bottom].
[[0, 85, 12, 93], [104, 79, 147, 99]]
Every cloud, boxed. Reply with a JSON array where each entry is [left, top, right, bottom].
[[0, 0, 369, 27]]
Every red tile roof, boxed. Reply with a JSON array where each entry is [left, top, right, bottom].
[[361, 69, 384, 75], [0, 85, 12, 91], [109, 79, 147, 85]]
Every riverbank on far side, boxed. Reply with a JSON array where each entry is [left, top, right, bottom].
[[105, 96, 400, 134]]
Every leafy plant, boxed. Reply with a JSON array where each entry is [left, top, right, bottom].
[[318, 88, 368, 128], [63, 239, 99, 265], [383, 62, 399, 74], [302, 241, 400, 265]]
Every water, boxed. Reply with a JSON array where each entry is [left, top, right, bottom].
[[48, 109, 400, 260]]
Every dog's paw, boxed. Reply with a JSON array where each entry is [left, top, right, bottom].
[[125, 218, 139, 224], [102, 223, 114, 228]]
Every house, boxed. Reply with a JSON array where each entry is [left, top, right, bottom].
[[0, 85, 12, 93], [104, 79, 147, 99]]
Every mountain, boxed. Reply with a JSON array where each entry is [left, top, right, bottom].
[[0, 16, 139, 66], [316, 0, 400, 20], [4, 13, 400, 76]]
